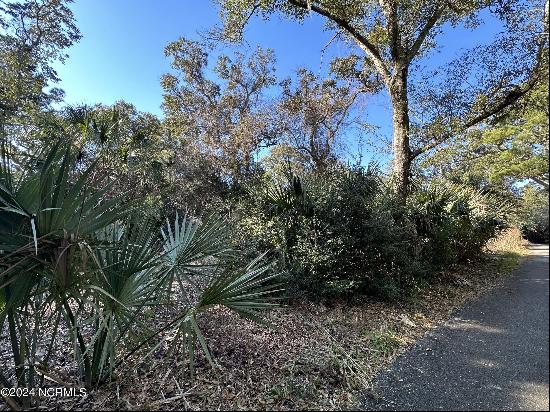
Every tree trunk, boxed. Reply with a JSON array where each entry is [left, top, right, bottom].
[[389, 70, 411, 197]]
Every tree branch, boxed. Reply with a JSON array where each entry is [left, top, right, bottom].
[[405, 6, 445, 65], [461, 0, 548, 130], [532, 176, 549, 190], [378, 0, 401, 62], [411, 77, 542, 159], [332, 89, 362, 133], [411, 0, 549, 160], [287, 0, 391, 83]]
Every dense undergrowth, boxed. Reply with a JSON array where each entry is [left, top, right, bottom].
[[1, 228, 527, 411], [0, 143, 282, 408], [0, 138, 534, 411], [234, 164, 510, 300]]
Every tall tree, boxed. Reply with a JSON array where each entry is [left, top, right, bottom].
[[216, 0, 549, 196], [277, 68, 373, 170], [425, 75, 549, 190], [161, 37, 279, 187], [0, 0, 80, 124]]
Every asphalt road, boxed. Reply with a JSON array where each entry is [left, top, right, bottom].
[[362, 245, 549, 411]]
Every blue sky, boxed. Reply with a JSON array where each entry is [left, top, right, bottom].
[[52, 0, 504, 166], [53, 0, 343, 115]]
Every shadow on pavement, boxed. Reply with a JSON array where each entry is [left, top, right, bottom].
[[362, 247, 549, 411]]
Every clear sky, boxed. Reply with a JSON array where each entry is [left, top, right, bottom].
[[52, 0, 345, 115], [52, 0, 503, 166]]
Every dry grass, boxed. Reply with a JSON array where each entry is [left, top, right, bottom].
[[1, 238, 529, 411], [486, 227, 529, 256]]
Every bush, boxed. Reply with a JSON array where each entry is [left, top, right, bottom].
[[515, 186, 549, 244], [234, 168, 508, 300], [234, 165, 422, 299], [408, 181, 509, 268]]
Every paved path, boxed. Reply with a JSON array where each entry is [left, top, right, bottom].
[[362, 245, 549, 411]]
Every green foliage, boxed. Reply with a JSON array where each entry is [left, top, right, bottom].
[[364, 330, 403, 359], [0, 0, 81, 121], [408, 180, 510, 267], [234, 164, 508, 300], [515, 185, 549, 243], [61, 102, 172, 206], [0, 141, 281, 404], [425, 79, 549, 189], [235, 164, 421, 299]]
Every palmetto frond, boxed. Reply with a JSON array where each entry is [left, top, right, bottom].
[[161, 212, 232, 268], [199, 254, 282, 321], [164, 253, 283, 377], [0, 140, 283, 393]]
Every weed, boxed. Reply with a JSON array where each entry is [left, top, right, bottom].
[[365, 331, 404, 359]]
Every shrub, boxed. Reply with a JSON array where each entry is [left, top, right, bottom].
[[408, 181, 509, 268], [485, 227, 527, 255], [234, 168, 508, 300], [515, 186, 549, 244], [0, 142, 280, 407], [234, 165, 422, 299]]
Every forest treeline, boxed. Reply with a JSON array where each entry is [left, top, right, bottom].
[[0, 0, 548, 408]]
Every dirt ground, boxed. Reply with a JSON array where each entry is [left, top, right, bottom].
[[0, 230, 528, 411]]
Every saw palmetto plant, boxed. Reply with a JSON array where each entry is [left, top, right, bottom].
[[0, 139, 282, 407]]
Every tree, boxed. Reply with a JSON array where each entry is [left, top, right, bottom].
[[425, 77, 549, 190], [0, 0, 80, 124], [216, 0, 549, 196], [516, 184, 549, 243], [60, 101, 225, 214], [161, 37, 279, 187], [276, 68, 369, 170]]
